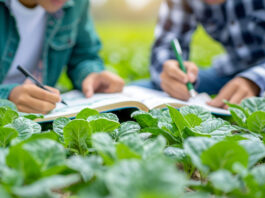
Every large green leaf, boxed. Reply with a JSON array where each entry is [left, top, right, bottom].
[[186, 118, 235, 137], [1, 167, 24, 186], [28, 131, 60, 142], [67, 155, 103, 182], [53, 117, 70, 136], [0, 107, 19, 127], [8, 117, 41, 140], [6, 145, 41, 184], [242, 164, 265, 197], [168, 106, 190, 138], [180, 106, 213, 121], [140, 127, 177, 144], [0, 100, 17, 111], [118, 134, 144, 156], [105, 159, 187, 198], [112, 121, 140, 140], [209, 169, 241, 193], [0, 185, 11, 198], [0, 127, 18, 147], [164, 147, 187, 162], [229, 107, 247, 128], [184, 137, 218, 172], [18, 112, 44, 121], [87, 113, 120, 133], [239, 140, 265, 167], [92, 133, 116, 165], [241, 97, 265, 114], [116, 143, 142, 160], [13, 174, 80, 198], [225, 100, 250, 117], [184, 114, 202, 128], [0, 148, 7, 167], [246, 111, 265, 133], [150, 109, 172, 123], [63, 120, 90, 155], [131, 111, 158, 128], [182, 192, 212, 198], [22, 139, 66, 172], [250, 164, 265, 186], [87, 113, 119, 122], [116, 134, 144, 160], [78, 179, 109, 198], [76, 108, 99, 120], [142, 135, 166, 160], [201, 140, 249, 172]]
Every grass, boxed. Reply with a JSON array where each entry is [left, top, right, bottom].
[[57, 22, 225, 91]]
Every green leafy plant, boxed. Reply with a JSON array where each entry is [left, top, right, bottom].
[[0, 98, 263, 198]]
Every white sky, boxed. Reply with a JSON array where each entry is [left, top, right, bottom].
[[91, 0, 153, 10]]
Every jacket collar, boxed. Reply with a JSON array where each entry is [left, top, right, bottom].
[[63, 0, 74, 8]]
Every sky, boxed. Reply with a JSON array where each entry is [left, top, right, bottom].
[[91, 0, 153, 10]]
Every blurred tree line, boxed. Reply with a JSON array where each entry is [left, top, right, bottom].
[[91, 0, 162, 22], [57, 0, 224, 91]]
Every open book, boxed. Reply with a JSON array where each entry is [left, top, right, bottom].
[[38, 86, 230, 122]]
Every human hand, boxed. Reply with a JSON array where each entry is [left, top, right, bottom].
[[82, 71, 125, 98], [160, 60, 198, 100], [9, 84, 61, 114], [208, 77, 260, 109]]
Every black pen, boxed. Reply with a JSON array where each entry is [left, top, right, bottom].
[[17, 65, 68, 106]]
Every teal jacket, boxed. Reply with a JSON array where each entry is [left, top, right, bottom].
[[0, 0, 105, 99]]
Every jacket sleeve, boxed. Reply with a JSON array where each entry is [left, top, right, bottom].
[[150, 0, 197, 88], [67, 1, 105, 91], [237, 64, 265, 97], [0, 84, 19, 99]]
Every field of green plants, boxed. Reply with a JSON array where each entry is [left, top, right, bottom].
[[0, 96, 265, 197]]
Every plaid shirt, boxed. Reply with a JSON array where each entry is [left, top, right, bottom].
[[151, 0, 265, 96]]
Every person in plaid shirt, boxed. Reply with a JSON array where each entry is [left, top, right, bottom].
[[150, 0, 265, 109]]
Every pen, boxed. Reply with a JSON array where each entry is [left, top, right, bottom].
[[171, 39, 197, 98], [17, 65, 68, 106]]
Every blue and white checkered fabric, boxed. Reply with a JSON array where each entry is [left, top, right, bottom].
[[150, 0, 265, 96]]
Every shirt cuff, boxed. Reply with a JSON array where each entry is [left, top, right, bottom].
[[237, 68, 265, 97], [0, 84, 20, 99]]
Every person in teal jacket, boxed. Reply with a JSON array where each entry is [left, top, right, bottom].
[[0, 0, 124, 114]]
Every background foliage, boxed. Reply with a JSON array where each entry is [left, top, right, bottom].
[[57, 0, 225, 91]]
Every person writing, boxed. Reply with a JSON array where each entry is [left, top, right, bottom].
[[150, 0, 265, 109], [0, 0, 124, 114]]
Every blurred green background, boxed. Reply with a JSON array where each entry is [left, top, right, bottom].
[[57, 0, 225, 91]]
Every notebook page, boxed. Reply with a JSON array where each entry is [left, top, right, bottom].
[[123, 86, 230, 115], [44, 90, 135, 119]]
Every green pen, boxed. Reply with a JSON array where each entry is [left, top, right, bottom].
[[171, 39, 197, 98]]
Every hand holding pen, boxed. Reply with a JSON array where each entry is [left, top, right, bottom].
[[160, 39, 199, 100], [8, 65, 67, 114]]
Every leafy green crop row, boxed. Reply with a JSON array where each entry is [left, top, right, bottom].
[[0, 97, 264, 198]]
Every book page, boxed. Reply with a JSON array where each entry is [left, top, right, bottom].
[[44, 86, 230, 120], [44, 90, 139, 120], [122, 86, 230, 115]]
